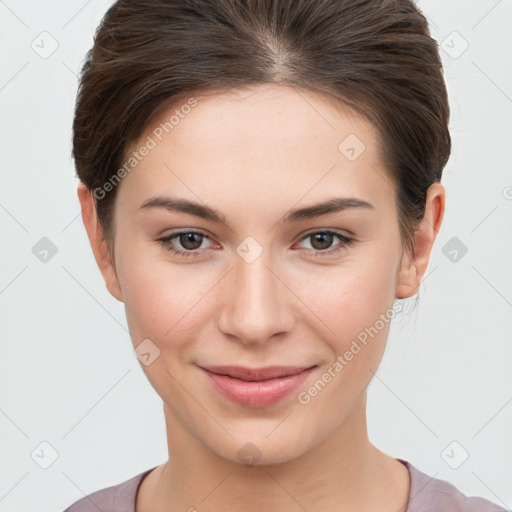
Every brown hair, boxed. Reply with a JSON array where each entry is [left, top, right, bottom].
[[73, 0, 451, 261]]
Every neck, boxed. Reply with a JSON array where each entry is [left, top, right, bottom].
[[139, 393, 410, 512]]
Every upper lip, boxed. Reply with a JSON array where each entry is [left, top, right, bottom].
[[200, 365, 315, 382]]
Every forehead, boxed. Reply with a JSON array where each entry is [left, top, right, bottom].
[[118, 84, 394, 215], [148, 83, 376, 155]]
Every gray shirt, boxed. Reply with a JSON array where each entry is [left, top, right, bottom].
[[62, 459, 508, 511]]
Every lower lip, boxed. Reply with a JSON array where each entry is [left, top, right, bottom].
[[201, 367, 316, 408]]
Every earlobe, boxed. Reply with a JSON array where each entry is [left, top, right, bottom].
[[395, 182, 446, 299], [395, 254, 419, 299], [77, 182, 124, 302]]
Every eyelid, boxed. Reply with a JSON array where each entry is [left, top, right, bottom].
[[158, 227, 356, 258], [159, 228, 351, 244], [298, 228, 356, 249], [298, 227, 354, 240], [159, 228, 217, 248]]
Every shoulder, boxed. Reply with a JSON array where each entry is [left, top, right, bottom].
[[61, 467, 156, 512], [402, 459, 508, 512]]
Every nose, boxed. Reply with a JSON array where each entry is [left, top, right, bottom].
[[217, 248, 295, 347]]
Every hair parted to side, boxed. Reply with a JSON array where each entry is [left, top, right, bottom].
[[73, 0, 451, 261]]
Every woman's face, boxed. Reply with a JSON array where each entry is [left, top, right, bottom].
[[91, 84, 428, 464]]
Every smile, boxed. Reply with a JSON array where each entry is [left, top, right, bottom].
[[199, 365, 317, 408]]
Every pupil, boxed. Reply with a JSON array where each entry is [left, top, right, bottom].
[[312, 233, 333, 250], [181, 233, 202, 250]]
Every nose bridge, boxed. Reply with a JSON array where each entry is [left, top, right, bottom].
[[218, 243, 292, 345]]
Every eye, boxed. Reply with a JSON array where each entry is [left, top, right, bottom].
[[157, 229, 356, 260], [296, 230, 356, 257], [157, 230, 216, 258]]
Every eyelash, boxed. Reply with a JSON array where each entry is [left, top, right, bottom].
[[156, 229, 356, 259]]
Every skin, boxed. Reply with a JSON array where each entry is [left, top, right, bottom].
[[78, 84, 445, 512]]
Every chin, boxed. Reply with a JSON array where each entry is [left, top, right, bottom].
[[201, 423, 316, 468]]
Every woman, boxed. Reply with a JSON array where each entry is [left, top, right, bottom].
[[63, 0, 506, 510]]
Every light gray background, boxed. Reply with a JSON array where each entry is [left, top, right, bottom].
[[1, 1, 511, 511]]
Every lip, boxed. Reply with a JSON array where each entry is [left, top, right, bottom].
[[199, 365, 316, 408]]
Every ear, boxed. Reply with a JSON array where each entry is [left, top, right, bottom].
[[395, 182, 445, 299], [77, 181, 124, 302]]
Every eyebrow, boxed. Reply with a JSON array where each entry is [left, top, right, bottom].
[[138, 195, 374, 226]]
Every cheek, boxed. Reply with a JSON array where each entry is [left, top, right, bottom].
[[118, 247, 211, 348], [119, 258, 212, 407], [294, 254, 399, 345], [305, 279, 393, 377], [294, 269, 397, 419]]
